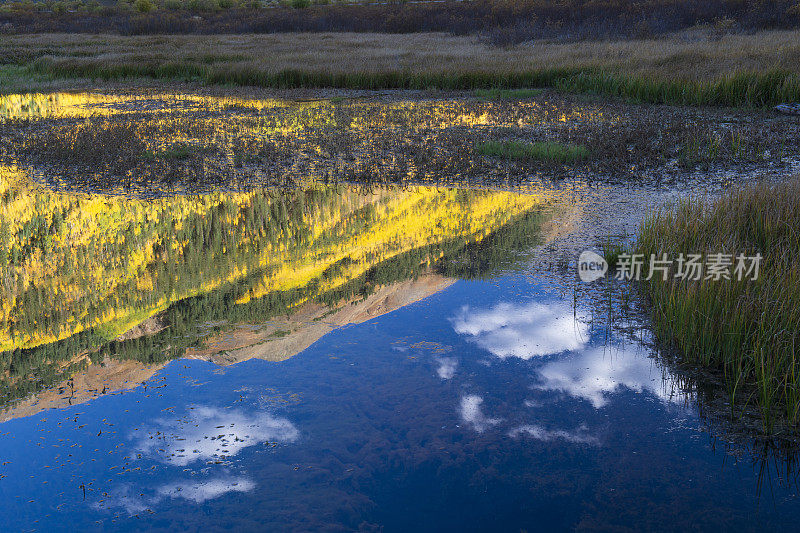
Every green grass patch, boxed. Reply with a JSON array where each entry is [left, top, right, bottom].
[[474, 88, 544, 100], [0, 64, 53, 95], [636, 178, 800, 431], [476, 140, 589, 163], [143, 142, 214, 160]]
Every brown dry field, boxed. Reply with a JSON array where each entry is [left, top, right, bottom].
[[2, 29, 800, 87]]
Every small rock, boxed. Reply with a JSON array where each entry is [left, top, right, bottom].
[[774, 103, 800, 116]]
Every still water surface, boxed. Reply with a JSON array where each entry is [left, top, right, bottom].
[[0, 93, 799, 532], [3, 259, 800, 531]]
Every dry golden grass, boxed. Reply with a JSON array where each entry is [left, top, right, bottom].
[[2, 30, 800, 81], [2, 30, 800, 106]]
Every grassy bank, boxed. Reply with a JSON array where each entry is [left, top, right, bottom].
[[636, 177, 800, 431], [2, 31, 800, 107]]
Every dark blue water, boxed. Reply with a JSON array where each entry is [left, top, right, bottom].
[[1, 272, 799, 532]]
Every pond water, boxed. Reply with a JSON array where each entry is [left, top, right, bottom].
[[1, 92, 799, 531]]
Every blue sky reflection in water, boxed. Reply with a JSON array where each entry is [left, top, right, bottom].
[[2, 270, 800, 531], [0, 177, 799, 531]]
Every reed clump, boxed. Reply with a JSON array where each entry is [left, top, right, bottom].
[[636, 177, 800, 432]]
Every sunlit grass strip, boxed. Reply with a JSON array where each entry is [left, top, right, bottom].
[[477, 140, 589, 163], [25, 58, 800, 108], [636, 178, 800, 431]]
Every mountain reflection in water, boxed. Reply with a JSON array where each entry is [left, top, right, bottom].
[[0, 174, 555, 418]]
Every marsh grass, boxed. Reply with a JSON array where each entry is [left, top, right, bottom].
[[636, 178, 800, 432], [27, 60, 800, 107], [601, 238, 626, 269], [474, 88, 544, 100], [477, 140, 589, 164], [0, 65, 54, 95], [550, 69, 800, 108], [4, 30, 800, 107], [671, 124, 784, 170]]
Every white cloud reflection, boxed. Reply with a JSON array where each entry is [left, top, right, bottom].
[[436, 357, 458, 379], [534, 346, 687, 408], [100, 475, 257, 514], [157, 477, 256, 503], [95, 485, 150, 515], [135, 406, 299, 466], [459, 394, 502, 432], [451, 302, 588, 359], [508, 424, 599, 445]]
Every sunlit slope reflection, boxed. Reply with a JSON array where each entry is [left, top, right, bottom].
[[0, 176, 551, 409]]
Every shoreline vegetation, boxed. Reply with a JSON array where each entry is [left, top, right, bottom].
[[0, 28, 798, 106], [636, 177, 800, 434], [0, 0, 798, 40]]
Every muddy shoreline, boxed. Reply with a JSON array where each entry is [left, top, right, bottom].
[[1, 87, 799, 196]]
